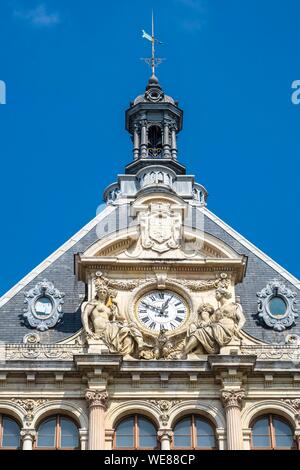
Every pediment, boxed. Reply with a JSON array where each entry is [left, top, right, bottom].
[[83, 226, 242, 261]]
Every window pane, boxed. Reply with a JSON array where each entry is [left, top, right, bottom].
[[115, 417, 134, 448], [174, 417, 190, 435], [275, 435, 294, 448], [253, 417, 269, 434], [195, 417, 215, 448], [252, 434, 271, 448], [60, 418, 79, 448], [2, 417, 20, 448], [252, 417, 270, 448], [37, 418, 56, 448], [117, 417, 134, 435], [268, 297, 287, 317], [174, 417, 192, 448], [139, 435, 157, 448], [116, 434, 134, 448], [273, 418, 292, 436], [273, 418, 294, 448], [138, 417, 156, 449], [138, 417, 156, 437], [173, 434, 191, 448]]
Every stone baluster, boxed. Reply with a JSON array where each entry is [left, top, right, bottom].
[[158, 430, 173, 450], [221, 389, 245, 450], [21, 429, 36, 450], [85, 389, 108, 450]]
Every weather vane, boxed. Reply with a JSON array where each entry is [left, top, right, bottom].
[[141, 11, 165, 77]]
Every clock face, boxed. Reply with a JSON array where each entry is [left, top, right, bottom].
[[136, 290, 188, 332]]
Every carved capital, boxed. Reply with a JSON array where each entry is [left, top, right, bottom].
[[139, 119, 148, 128], [85, 389, 108, 409], [20, 429, 36, 441], [221, 389, 245, 409], [157, 429, 173, 441]]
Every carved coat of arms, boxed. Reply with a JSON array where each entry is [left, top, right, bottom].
[[139, 203, 181, 253]]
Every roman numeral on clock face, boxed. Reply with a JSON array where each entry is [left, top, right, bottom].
[[141, 316, 150, 323]]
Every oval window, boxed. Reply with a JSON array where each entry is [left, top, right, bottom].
[[268, 296, 287, 317], [34, 296, 53, 318]]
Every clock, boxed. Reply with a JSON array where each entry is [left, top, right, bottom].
[[136, 290, 188, 333]]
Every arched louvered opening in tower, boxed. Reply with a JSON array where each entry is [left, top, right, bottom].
[[147, 125, 162, 158]]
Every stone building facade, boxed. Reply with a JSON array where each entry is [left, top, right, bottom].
[[0, 74, 299, 451]]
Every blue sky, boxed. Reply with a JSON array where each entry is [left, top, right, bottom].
[[0, 0, 299, 295]]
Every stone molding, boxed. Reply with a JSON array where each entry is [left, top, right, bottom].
[[6, 344, 84, 361]]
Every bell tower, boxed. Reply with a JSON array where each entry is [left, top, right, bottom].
[[125, 74, 185, 175], [103, 16, 207, 206]]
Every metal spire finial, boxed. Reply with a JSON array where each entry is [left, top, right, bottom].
[[141, 11, 165, 78]]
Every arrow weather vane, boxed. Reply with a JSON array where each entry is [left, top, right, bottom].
[[141, 11, 165, 77]]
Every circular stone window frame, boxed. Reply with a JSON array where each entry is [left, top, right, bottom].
[[266, 294, 288, 320], [33, 295, 54, 321], [256, 279, 298, 332]]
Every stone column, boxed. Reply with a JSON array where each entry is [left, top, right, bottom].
[[85, 389, 108, 450], [163, 121, 171, 158], [140, 120, 147, 158], [221, 389, 245, 450], [133, 124, 140, 160], [158, 430, 173, 450], [21, 429, 36, 450], [170, 124, 177, 160]]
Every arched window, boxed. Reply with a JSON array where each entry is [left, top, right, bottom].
[[0, 415, 20, 449], [173, 415, 216, 450], [251, 414, 296, 450], [114, 415, 158, 450], [36, 415, 79, 450]]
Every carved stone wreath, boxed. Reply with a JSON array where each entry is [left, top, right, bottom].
[[23, 279, 65, 331], [256, 279, 298, 332]]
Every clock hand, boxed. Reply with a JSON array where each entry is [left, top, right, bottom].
[[157, 296, 173, 316], [161, 296, 173, 311], [141, 302, 161, 313]]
